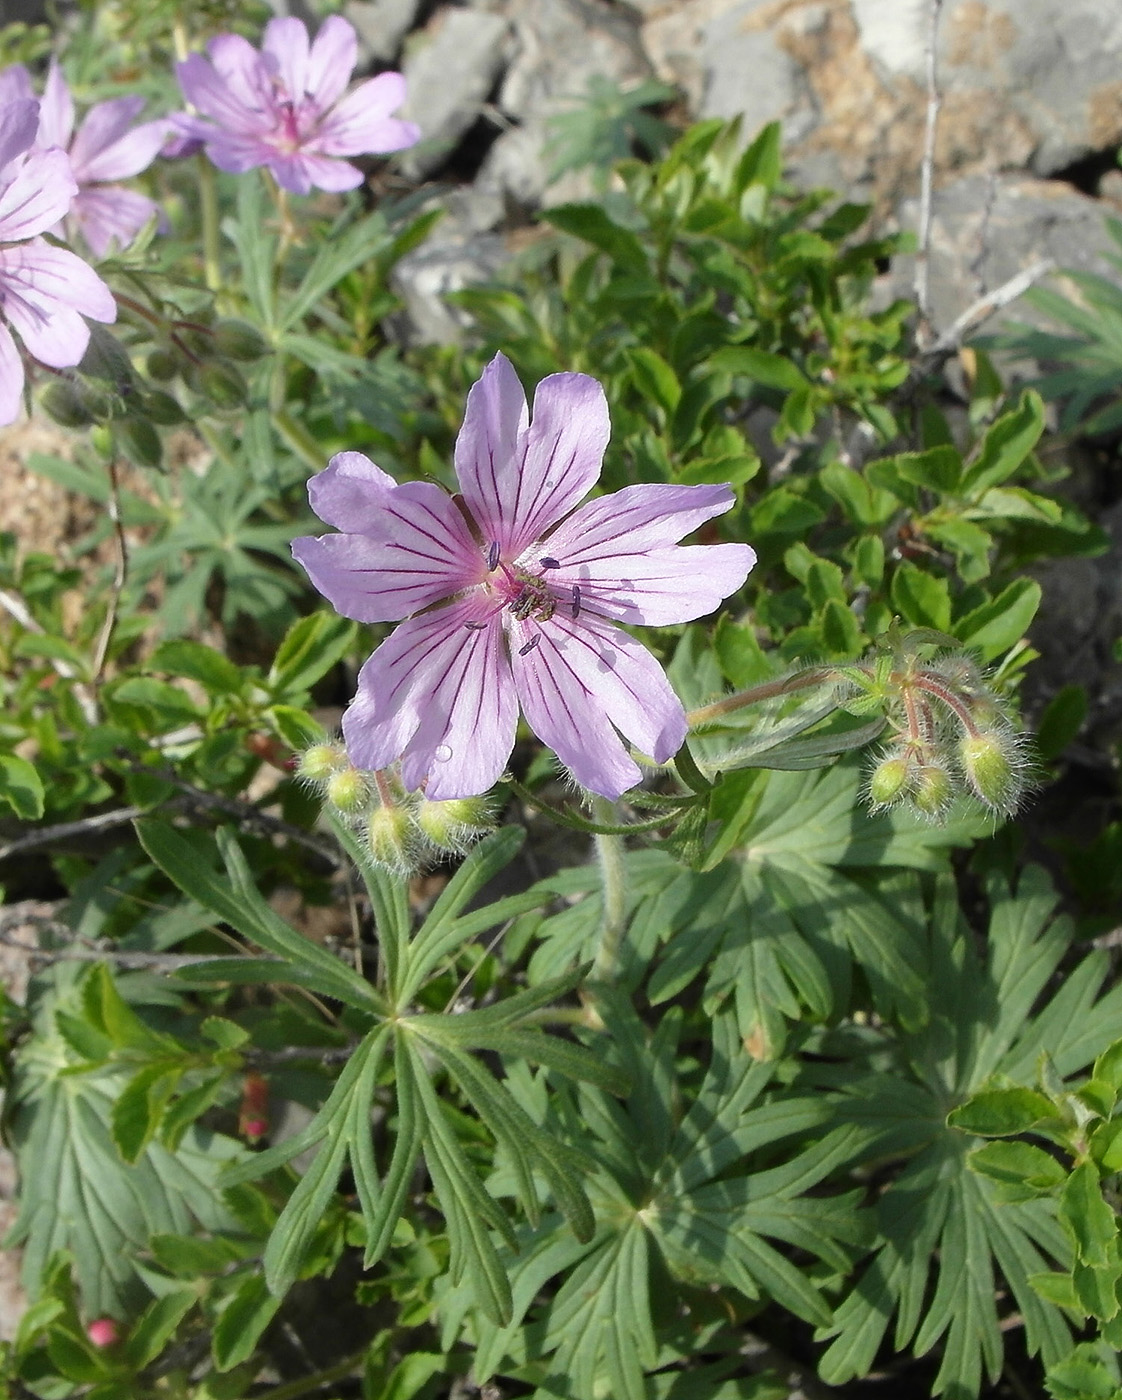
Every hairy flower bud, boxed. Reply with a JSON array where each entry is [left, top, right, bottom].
[[365, 804, 416, 875], [199, 361, 249, 409], [325, 766, 370, 815], [911, 761, 954, 818], [296, 742, 347, 783], [416, 796, 494, 852], [868, 754, 912, 809], [213, 319, 269, 361], [40, 379, 94, 428], [115, 416, 163, 469], [146, 348, 178, 382], [959, 730, 1023, 814]]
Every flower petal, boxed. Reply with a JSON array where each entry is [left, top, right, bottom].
[[0, 69, 34, 109], [314, 73, 418, 156], [262, 17, 310, 104], [0, 147, 76, 242], [535, 481, 755, 625], [306, 15, 357, 110], [0, 321, 25, 426], [343, 596, 517, 800], [270, 151, 363, 194], [176, 50, 262, 136], [456, 356, 609, 558], [293, 458, 483, 623], [38, 61, 75, 151], [72, 185, 162, 258], [70, 104, 167, 182], [512, 611, 687, 798], [0, 242, 116, 367]]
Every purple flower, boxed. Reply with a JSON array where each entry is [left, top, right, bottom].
[[0, 61, 167, 256], [0, 100, 117, 426], [293, 354, 756, 800], [173, 15, 420, 195]]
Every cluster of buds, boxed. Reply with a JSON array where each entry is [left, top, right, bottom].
[[853, 650, 1031, 821], [296, 740, 495, 874]]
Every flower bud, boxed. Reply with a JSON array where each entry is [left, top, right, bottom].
[[415, 796, 494, 852], [146, 348, 178, 382], [911, 761, 954, 818], [87, 1318, 120, 1348], [115, 416, 163, 469], [868, 754, 911, 808], [296, 742, 347, 783], [325, 766, 370, 815], [199, 361, 248, 409], [365, 804, 416, 874], [40, 379, 94, 428], [141, 389, 185, 425], [959, 731, 1022, 814], [213, 319, 269, 361]]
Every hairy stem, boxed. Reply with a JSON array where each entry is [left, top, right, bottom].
[[197, 155, 222, 293], [592, 797, 628, 981], [686, 666, 838, 728]]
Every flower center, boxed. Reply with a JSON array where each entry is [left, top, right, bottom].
[[495, 559, 556, 623]]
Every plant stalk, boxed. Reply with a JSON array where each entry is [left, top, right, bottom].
[[592, 796, 628, 981]]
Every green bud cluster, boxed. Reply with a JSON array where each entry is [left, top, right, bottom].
[[864, 653, 1030, 823], [295, 740, 496, 874]]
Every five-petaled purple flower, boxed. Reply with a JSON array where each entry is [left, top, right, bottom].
[[173, 15, 420, 195], [0, 100, 117, 426], [0, 60, 167, 257], [293, 354, 756, 800]]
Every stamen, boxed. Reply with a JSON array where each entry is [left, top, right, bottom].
[[571, 585, 581, 618], [540, 556, 559, 569], [464, 621, 488, 631], [486, 540, 500, 571], [519, 634, 541, 656]]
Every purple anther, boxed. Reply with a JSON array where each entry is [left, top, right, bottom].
[[571, 585, 581, 618], [486, 540, 500, 571], [464, 620, 488, 630], [519, 634, 541, 656], [540, 556, 559, 570]]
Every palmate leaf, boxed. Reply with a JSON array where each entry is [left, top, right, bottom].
[[815, 865, 1122, 1399], [439, 1011, 867, 1398], [7, 983, 247, 1315]]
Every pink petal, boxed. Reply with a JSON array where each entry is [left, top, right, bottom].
[[70, 103, 167, 181], [0, 100, 40, 175], [306, 451, 397, 530], [0, 69, 34, 109], [0, 242, 115, 367], [262, 17, 310, 103], [536, 481, 756, 625], [342, 596, 518, 800], [306, 15, 357, 110], [176, 51, 262, 137], [267, 151, 363, 194], [202, 132, 275, 176], [457, 356, 609, 559], [72, 185, 161, 257], [38, 61, 75, 151], [208, 33, 275, 115], [512, 611, 686, 798], [0, 147, 76, 241], [292, 462, 483, 623], [315, 73, 417, 156], [0, 321, 25, 425]]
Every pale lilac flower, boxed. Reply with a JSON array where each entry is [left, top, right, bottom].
[[0, 100, 117, 426], [173, 15, 420, 196], [0, 61, 167, 257], [293, 354, 756, 800]]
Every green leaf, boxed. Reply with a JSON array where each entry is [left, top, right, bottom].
[[708, 345, 807, 391], [111, 1063, 181, 1164], [948, 1087, 1059, 1137], [268, 612, 356, 697], [893, 445, 962, 493], [136, 820, 384, 1013], [1036, 685, 1087, 762], [543, 203, 649, 274], [0, 753, 44, 819], [961, 390, 1045, 495], [891, 562, 952, 632], [968, 1141, 1067, 1197], [954, 578, 1042, 661], [1060, 1162, 1118, 1269], [212, 1272, 282, 1371], [123, 1288, 197, 1369], [626, 347, 680, 415], [148, 639, 244, 696]]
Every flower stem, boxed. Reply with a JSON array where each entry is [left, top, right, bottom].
[[686, 666, 837, 728], [256, 1348, 370, 1400], [591, 797, 628, 982], [197, 155, 222, 293]]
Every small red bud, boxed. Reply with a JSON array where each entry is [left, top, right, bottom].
[[238, 1071, 269, 1140], [87, 1318, 120, 1348]]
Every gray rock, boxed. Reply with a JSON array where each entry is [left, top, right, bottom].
[[398, 8, 511, 181], [893, 175, 1122, 339], [344, 0, 423, 63], [643, 0, 1122, 209]]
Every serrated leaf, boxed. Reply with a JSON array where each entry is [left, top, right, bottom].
[[948, 1087, 1058, 1137]]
